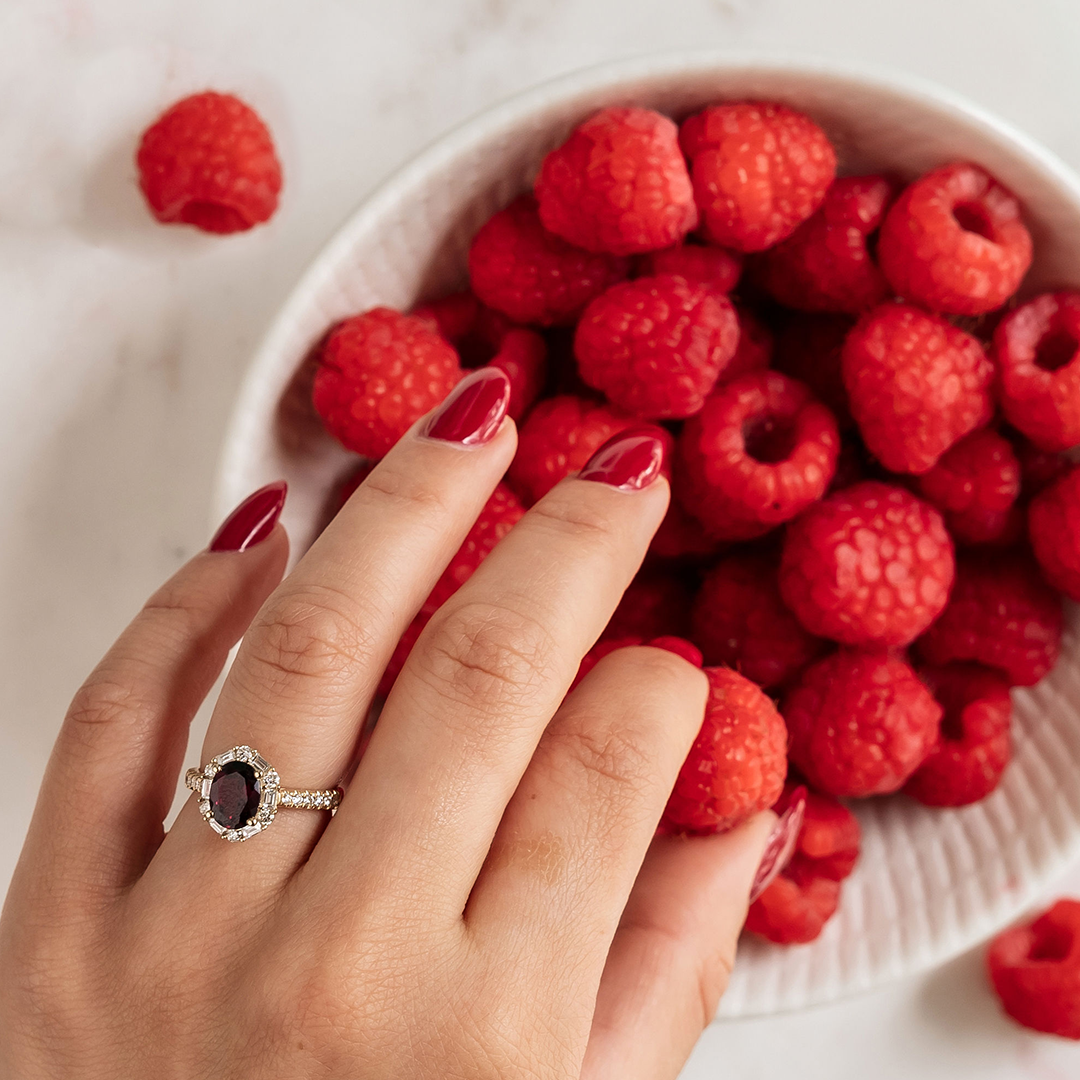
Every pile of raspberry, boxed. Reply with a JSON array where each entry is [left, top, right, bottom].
[[305, 100, 1080, 1032]]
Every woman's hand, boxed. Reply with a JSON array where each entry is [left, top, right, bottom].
[[0, 367, 774, 1079]]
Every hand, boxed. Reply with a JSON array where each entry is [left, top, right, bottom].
[[0, 367, 774, 1079]]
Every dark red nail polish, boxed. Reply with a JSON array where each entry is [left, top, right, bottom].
[[578, 426, 670, 491], [749, 786, 807, 904], [209, 481, 287, 553], [422, 367, 511, 446]]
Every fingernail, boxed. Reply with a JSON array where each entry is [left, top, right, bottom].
[[578, 426, 670, 491], [748, 786, 807, 904], [421, 367, 511, 446], [209, 481, 287, 553]]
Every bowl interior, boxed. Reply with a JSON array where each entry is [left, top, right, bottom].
[[215, 54, 1080, 1017]]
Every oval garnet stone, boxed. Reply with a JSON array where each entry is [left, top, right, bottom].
[[209, 761, 261, 830]]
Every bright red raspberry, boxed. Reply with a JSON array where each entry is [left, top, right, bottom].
[[467, 195, 629, 326], [754, 174, 895, 313], [137, 91, 282, 233], [720, 304, 774, 383], [411, 291, 482, 344], [486, 328, 547, 421], [988, 900, 1080, 1040], [994, 292, 1080, 452], [535, 106, 697, 255], [1029, 465, 1080, 601], [916, 552, 1062, 686], [679, 101, 836, 252], [635, 242, 743, 293], [903, 663, 1012, 807], [773, 313, 855, 429], [783, 649, 942, 797], [794, 785, 861, 882], [842, 303, 994, 474], [916, 428, 1022, 545], [676, 371, 840, 540], [877, 162, 1032, 316], [570, 635, 703, 692], [779, 481, 954, 648], [574, 276, 739, 419], [647, 498, 720, 563], [603, 568, 692, 642], [508, 394, 637, 504], [312, 308, 462, 458], [662, 667, 788, 835], [691, 553, 825, 689]]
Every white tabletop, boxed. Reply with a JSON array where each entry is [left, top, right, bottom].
[[3, 1, 1080, 1076]]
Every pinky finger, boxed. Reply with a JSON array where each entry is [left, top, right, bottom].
[[581, 813, 775, 1080]]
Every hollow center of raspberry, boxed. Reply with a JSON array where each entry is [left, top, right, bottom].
[[940, 707, 965, 742], [1034, 327, 1079, 372], [743, 416, 797, 464], [1030, 923, 1074, 963], [952, 202, 995, 242]]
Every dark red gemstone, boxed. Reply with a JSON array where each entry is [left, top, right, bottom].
[[209, 761, 261, 829]]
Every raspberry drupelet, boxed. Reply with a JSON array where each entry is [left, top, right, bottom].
[[534, 106, 698, 255], [842, 303, 994, 475], [574, 275, 739, 419], [779, 481, 955, 648], [679, 101, 836, 252], [635, 242, 743, 294], [994, 292, 1080, 452], [1029, 465, 1080, 601], [676, 371, 840, 541], [783, 649, 942, 798], [877, 162, 1032, 315]]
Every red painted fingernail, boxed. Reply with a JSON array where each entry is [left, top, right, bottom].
[[749, 786, 807, 904], [578, 426, 670, 491], [422, 367, 511, 446], [209, 481, 287, 553]]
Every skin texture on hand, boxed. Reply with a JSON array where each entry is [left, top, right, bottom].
[[0, 372, 772, 1079]]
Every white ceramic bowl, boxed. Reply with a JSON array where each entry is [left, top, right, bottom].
[[215, 53, 1080, 1018]]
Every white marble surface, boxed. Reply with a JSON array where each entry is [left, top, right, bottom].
[[4, 1, 1080, 1076]]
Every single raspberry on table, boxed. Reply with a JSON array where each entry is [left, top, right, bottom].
[[690, 552, 825, 689], [312, 308, 462, 458], [877, 161, 1032, 315], [988, 899, 1080, 1040], [842, 303, 994, 474], [574, 275, 739, 419], [753, 174, 895, 314], [535, 106, 697, 255], [602, 568, 692, 642], [783, 649, 942, 798], [779, 481, 954, 648], [903, 663, 1012, 807], [679, 101, 836, 252], [570, 634, 702, 692], [137, 91, 282, 233], [508, 394, 638, 505], [772, 313, 856, 429], [916, 428, 1022, 545], [635, 242, 743, 294], [720, 304, 774, 383], [916, 552, 1063, 686], [994, 292, 1080, 452], [1029, 465, 1080, 601], [467, 195, 629, 326], [676, 371, 840, 540], [661, 666, 788, 835]]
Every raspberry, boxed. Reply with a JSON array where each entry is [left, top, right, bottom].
[[508, 394, 637, 505], [773, 313, 855, 429], [137, 91, 282, 234], [486, 328, 547, 421], [676, 371, 840, 540], [535, 106, 697, 255], [679, 101, 836, 252], [662, 667, 788, 835], [988, 900, 1080, 1040], [753, 174, 895, 313], [635, 242, 743, 293], [602, 568, 692, 642], [994, 292, 1080, 452], [570, 635, 702, 692], [1009, 428, 1069, 495], [916, 428, 1022, 545], [721, 304, 774, 383], [916, 552, 1062, 686], [312, 308, 462, 458], [793, 785, 861, 882], [877, 162, 1032, 316], [411, 291, 482, 344], [647, 498, 720, 563], [903, 663, 1012, 807], [779, 481, 954, 648], [1029, 465, 1080, 601], [783, 649, 942, 797], [467, 196, 629, 326], [574, 276, 739, 419], [690, 553, 825, 689]]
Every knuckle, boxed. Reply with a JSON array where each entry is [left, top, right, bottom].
[[526, 496, 622, 556], [360, 463, 455, 527], [545, 720, 656, 805], [65, 678, 157, 741]]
